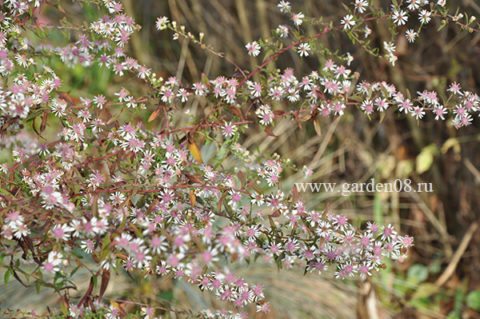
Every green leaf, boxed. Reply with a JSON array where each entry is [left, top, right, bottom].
[[92, 274, 98, 288], [0, 188, 11, 197], [70, 265, 81, 277], [441, 138, 461, 154], [406, 297, 432, 310], [100, 234, 111, 261], [4, 267, 11, 284], [411, 283, 439, 299], [158, 290, 174, 302], [466, 290, 480, 310], [416, 144, 438, 174], [452, 280, 467, 316], [407, 264, 429, 284], [396, 159, 414, 178], [348, 95, 364, 102], [438, 20, 448, 31], [35, 280, 41, 294]]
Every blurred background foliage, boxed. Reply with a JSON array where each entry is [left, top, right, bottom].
[[2, 0, 480, 318]]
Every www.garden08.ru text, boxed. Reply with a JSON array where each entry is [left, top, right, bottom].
[[295, 178, 433, 196]]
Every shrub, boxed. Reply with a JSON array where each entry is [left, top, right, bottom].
[[1, 0, 478, 317]]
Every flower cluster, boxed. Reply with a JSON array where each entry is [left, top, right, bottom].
[[1, 0, 479, 317]]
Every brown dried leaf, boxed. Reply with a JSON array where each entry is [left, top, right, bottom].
[[78, 276, 94, 307], [298, 113, 312, 122], [248, 180, 264, 194], [56, 92, 73, 105], [313, 117, 322, 136], [264, 127, 277, 137], [99, 269, 110, 299], [32, 117, 44, 139], [321, 202, 330, 218], [218, 192, 225, 212], [270, 210, 281, 217], [40, 110, 48, 132], [227, 105, 244, 120], [189, 142, 203, 164], [292, 184, 299, 203], [184, 172, 203, 184], [189, 189, 196, 208], [148, 108, 161, 122], [237, 170, 246, 188]]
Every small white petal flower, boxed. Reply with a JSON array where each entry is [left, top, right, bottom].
[[245, 41, 261, 56], [297, 43, 311, 57], [341, 15, 356, 29], [392, 10, 408, 26], [155, 16, 169, 30], [405, 29, 418, 43]]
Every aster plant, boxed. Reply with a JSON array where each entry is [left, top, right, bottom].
[[1, 0, 478, 318]]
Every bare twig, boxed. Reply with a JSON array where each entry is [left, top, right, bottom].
[[435, 221, 479, 287]]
